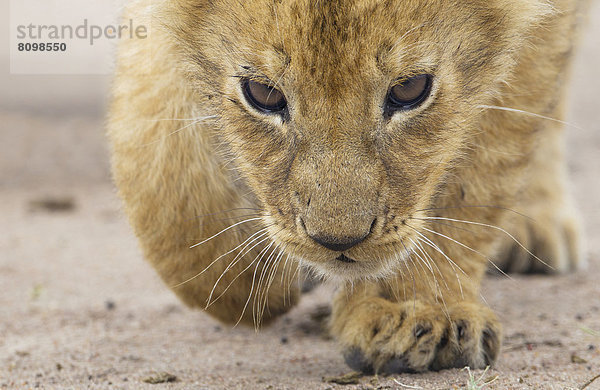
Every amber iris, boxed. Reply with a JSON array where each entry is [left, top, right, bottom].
[[387, 74, 432, 110], [243, 80, 287, 113]]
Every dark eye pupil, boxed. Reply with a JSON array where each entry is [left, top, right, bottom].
[[388, 74, 432, 110], [243, 80, 287, 112]]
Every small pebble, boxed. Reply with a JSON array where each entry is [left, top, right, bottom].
[[28, 197, 76, 213], [323, 371, 363, 385], [143, 372, 177, 384], [571, 353, 588, 364]]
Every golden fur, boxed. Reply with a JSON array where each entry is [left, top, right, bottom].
[[108, 0, 588, 373]]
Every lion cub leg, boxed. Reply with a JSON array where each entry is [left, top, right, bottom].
[[330, 260, 501, 374], [496, 125, 584, 274]]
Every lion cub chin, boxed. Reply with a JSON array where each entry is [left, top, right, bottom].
[[108, 0, 587, 374]]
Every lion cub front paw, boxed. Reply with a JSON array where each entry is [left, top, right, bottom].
[[332, 298, 501, 374]]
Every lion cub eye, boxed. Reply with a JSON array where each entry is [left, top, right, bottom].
[[386, 74, 432, 112], [242, 80, 287, 113]]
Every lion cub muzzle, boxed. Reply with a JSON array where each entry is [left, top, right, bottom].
[[291, 146, 380, 256]]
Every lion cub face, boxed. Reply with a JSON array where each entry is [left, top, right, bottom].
[[171, 0, 550, 279]]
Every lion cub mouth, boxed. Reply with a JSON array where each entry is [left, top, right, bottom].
[[336, 254, 357, 263]]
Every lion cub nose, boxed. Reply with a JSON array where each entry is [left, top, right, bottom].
[[307, 218, 376, 252]]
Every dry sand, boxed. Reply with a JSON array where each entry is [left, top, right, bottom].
[[1, 2, 600, 389]]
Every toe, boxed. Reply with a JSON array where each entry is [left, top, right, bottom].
[[343, 347, 374, 374]]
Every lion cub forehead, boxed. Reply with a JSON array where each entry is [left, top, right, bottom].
[[230, 0, 438, 77], [200, 0, 543, 84]]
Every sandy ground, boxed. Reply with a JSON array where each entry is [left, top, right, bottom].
[[2, 3, 600, 390]]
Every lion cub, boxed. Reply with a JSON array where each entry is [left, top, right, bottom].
[[108, 0, 587, 373]]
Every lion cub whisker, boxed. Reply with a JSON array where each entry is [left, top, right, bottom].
[[419, 225, 515, 282], [254, 240, 286, 324], [194, 207, 262, 220], [408, 238, 452, 322], [206, 234, 275, 308], [404, 224, 466, 299], [138, 115, 219, 147], [414, 238, 451, 293], [477, 104, 583, 130], [189, 217, 263, 249], [172, 225, 270, 288], [210, 242, 283, 309], [415, 205, 533, 220], [416, 216, 554, 271]]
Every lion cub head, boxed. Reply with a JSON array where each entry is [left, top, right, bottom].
[[165, 0, 552, 279]]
